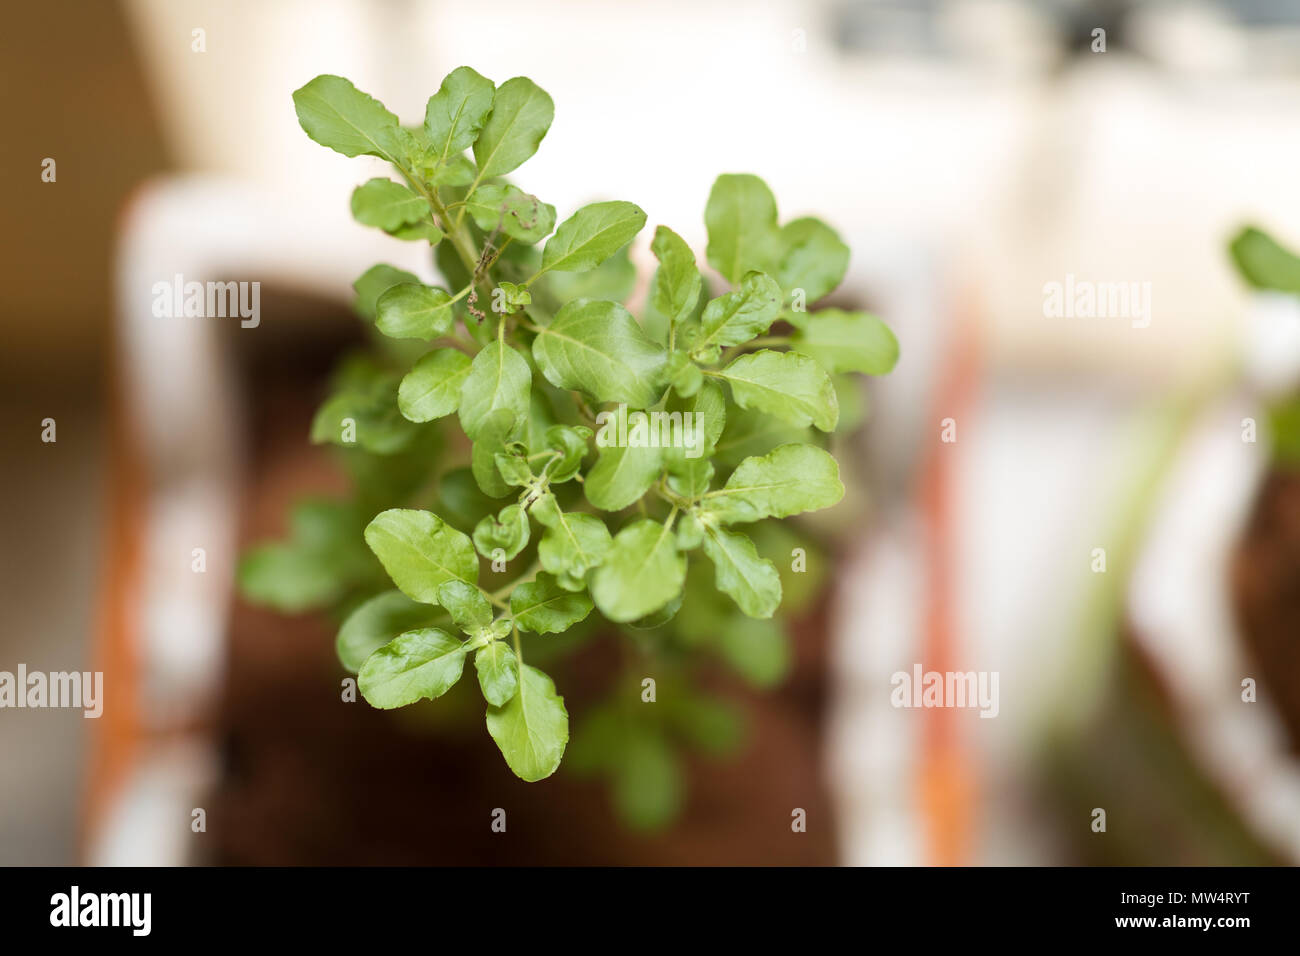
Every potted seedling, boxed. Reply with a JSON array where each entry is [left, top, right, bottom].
[[1228, 226, 1300, 755], [238, 66, 898, 828], [1035, 226, 1300, 865]]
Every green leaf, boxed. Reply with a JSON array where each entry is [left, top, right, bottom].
[[423, 65, 495, 165], [493, 280, 533, 313], [430, 154, 476, 187], [539, 424, 591, 484], [436, 579, 493, 633], [586, 409, 663, 511], [650, 225, 702, 325], [667, 351, 703, 397], [628, 592, 684, 628], [700, 525, 781, 618], [674, 512, 705, 551], [523, 390, 559, 451], [611, 729, 682, 830], [775, 217, 849, 303], [375, 283, 455, 340], [675, 560, 735, 645], [350, 178, 429, 233], [565, 705, 620, 774], [438, 466, 500, 532], [714, 349, 838, 431], [565, 706, 622, 772], [494, 449, 532, 487], [511, 572, 594, 634], [833, 373, 862, 437], [540, 201, 647, 275], [386, 220, 443, 243], [665, 694, 745, 754], [712, 403, 807, 467], [533, 498, 613, 587], [590, 519, 685, 622], [704, 173, 780, 285], [458, 334, 532, 439], [473, 77, 554, 180], [358, 627, 467, 708], [675, 558, 787, 685], [688, 271, 782, 360], [310, 373, 420, 454], [293, 75, 404, 161], [665, 457, 714, 501], [790, 309, 898, 375], [718, 617, 789, 687], [664, 379, 726, 470], [545, 245, 636, 302], [1229, 226, 1300, 294], [1268, 395, 1300, 465], [473, 503, 530, 560], [485, 663, 569, 781], [436, 243, 474, 311], [337, 590, 446, 673], [645, 262, 709, 347], [532, 299, 667, 407], [363, 509, 478, 603], [474, 641, 519, 707], [238, 543, 345, 613], [398, 348, 472, 422], [585, 443, 662, 511], [703, 443, 844, 524], [470, 408, 523, 498], [751, 521, 826, 614], [291, 499, 372, 551], [463, 184, 556, 244], [353, 264, 420, 321], [400, 124, 439, 175]]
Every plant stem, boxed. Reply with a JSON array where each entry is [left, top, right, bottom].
[[719, 336, 790, 364], [571, 393, 598, 425], [438, 331, 477, 354], [490, 559, 542, 602], [654, 479, 693, 511], [396, 165, 493, 309]]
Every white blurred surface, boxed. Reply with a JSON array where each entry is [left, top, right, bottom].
[[122, 1, 1300, 374]]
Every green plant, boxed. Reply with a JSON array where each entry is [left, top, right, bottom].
[[240, 67, 897, 822], [1230, 225, 1300, 465]]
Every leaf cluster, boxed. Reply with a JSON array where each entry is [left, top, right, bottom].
[[241, 68, 898, 791]]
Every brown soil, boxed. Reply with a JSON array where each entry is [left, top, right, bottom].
[[1231, 467, 1300, 754]]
